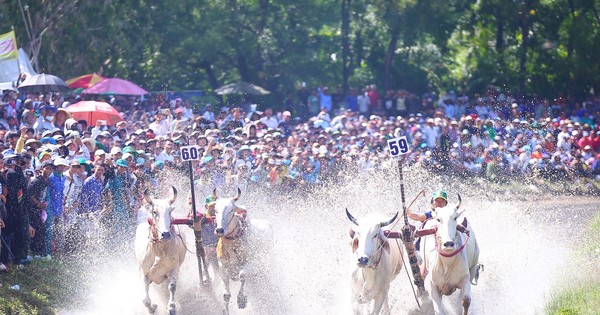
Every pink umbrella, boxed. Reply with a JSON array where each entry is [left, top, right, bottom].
[[66, 101, 124, 126], [82, 78, 149, 96]]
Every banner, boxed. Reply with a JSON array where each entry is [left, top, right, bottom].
[[0, 30, 18, 61]]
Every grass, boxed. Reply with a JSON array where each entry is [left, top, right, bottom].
[[0, 258, 85, 315], [545, 208, 600, 315]]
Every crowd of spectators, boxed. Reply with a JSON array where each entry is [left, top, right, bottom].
[[1, 84, 600, 272]]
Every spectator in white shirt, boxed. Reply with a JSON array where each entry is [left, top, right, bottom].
[[202, 104, 215, 122], [155, 139, 175, 163], [259, 108, 279, 130], [149, 109, 172, 137]]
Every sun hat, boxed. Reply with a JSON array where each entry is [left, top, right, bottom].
[[115, 159, 128, 168], [53, 157, 70, 167], [431, 190, 448, 204], [205, 195, 217, 206]]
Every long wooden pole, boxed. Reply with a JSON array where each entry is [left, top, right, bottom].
[[397, 158, 427, 297]]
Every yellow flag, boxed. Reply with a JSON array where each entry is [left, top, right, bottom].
[[0, 30, 18, 61]]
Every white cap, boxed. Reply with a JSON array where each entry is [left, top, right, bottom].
[[111, 147, 122, 155], [53, 157, 70, 167]]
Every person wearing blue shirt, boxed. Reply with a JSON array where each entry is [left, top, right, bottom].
[[318, 87, 332, 112], [80, 163, 106, 214], [45, 158, 68, 257]]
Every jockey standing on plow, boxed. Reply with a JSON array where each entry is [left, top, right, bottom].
[[188, 194, 220, 282], [406, 189, 448, 266], [406, 189, 483, 314]]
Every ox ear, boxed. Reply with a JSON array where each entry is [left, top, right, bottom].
[[143, 189, 153, 205], [456, 208, 466, 219], [169, 186, 177, 204], [379, 211, 399, 227], [233, 187, 241, 201], [351, 238, 358, 253], [346, 208, 359, 226]]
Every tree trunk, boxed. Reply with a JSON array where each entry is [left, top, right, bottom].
[[255, 0, 269, 79], [518, 16, 530, 96], [384, 28, 400, 91], [201, 61, 223, 104], [237, 51, 250, 82], [566, 0, 576, 98], [341, 0, 351, 95], [496, 17, 504, 51]]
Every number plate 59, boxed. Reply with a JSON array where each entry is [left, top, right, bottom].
[[387, 136, 410, 157]]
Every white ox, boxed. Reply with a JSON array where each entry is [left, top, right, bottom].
[[213, 188, 272, 314], [134, 187, 186, 315], [418, 194, 480, 315], [346, 209, 403, 315]]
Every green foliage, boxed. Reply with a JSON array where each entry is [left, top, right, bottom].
[[545, 208, 600, 315], [0, 0, 599, 101], [0, 259, 83, 315], [546, 282, 600, 315]]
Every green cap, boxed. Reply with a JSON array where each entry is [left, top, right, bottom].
[[205, 195, 217, 206], [122, 146, 139, 158], [115, 158, 128, 168], [431, 190, 447, 203]]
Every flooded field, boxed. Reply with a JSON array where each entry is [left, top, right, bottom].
[[58, 167, 599, 315]]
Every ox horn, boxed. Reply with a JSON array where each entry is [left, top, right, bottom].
[[143, 189, 153, 205], [212, 188, 218, 198], [169, 186, 178, 204], [233, 187, 241, 201], [346, 208, 359, 226], [456, 193, 462, 209], [380, 211, 399, 227]]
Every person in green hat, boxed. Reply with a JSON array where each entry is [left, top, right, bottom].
[[104, 158, 134, 237], [406, 190, 449, 263], [406, 189, 448, 222], [188, 194, 219, 275]]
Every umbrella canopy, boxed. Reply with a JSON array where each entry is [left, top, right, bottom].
[[82, 78, 149, 96], [18, 73, 69, 93], [65, 73, 105, 89], [214, 81, 270, 95], [65, 101, 124, 126]]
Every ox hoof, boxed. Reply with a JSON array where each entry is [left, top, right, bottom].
[[168, 303, 176, 315], [147, 304, 158, 314], [237, 294, 247, 309]]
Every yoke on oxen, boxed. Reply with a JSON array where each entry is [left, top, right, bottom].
[[416, 194, 481, 315]]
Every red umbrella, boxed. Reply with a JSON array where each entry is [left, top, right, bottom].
[[82, 78, 149, 96], [65, 73, 105, 89], [66, 101, 124, 126]]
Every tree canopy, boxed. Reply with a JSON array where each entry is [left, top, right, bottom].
[[1, 0, 599, 101]]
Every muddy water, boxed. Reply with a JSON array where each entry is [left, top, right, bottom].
[[59, 166, 599, 315]]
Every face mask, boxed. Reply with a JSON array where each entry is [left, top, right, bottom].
[[46, 116, 54, 121], [69, 150, 76, 156]]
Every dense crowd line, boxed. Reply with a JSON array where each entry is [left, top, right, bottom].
[[0, 85, 600, 272]]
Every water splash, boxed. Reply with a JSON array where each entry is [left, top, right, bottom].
[[58, 165, 598, 314]]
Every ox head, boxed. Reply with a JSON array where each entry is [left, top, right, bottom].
[[213, 188, 242, 237], [346, 208, 398, 267], [144, 186, 178, 240], [431, 194, 464, 251]]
